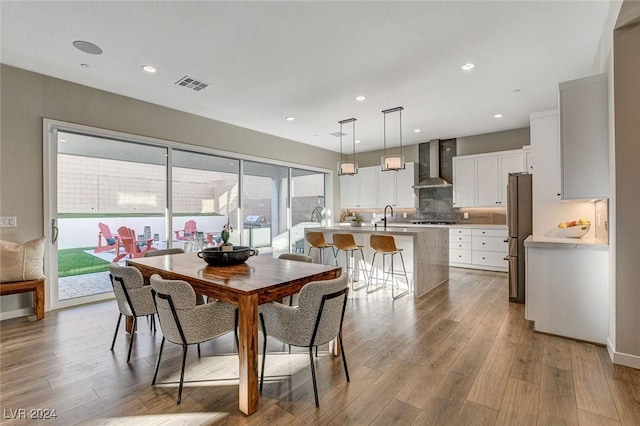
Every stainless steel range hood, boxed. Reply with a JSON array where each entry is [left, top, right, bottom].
[[412, 140, 452, 188]]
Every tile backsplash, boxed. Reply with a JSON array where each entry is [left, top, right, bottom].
[[340, 207, 506, 225]]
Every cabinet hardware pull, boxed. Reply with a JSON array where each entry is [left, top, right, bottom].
[[503, 255, 510, 260]]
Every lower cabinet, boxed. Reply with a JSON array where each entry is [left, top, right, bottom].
[[449, 227, 508, 272], [525, 243, 608, 344]]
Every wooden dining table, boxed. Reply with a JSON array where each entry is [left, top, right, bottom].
[[127, 252, 341, 415]]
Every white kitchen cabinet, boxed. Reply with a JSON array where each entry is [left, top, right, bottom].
[[340, 166, 378, 208], [525, 239, 608, 344], [449, 227, 508, 272], [377, 168, 396, 207], [374, 162, 417, 208], [452, 158, 475, 208], [449, 228, 472, 267], [523, 145, 533, 173], [559, 73, 609, 200], [471, 228, 508, 271], [475, 156, 499, 206], [498, 152, 526, 206], [455, 150, 524, 207], [395, 162, 417, 208]]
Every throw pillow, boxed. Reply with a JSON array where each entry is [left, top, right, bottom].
[[0, 237, 46, 283]]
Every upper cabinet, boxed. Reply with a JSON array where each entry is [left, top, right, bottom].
[[559, 73, 609, 200], [340, 166, 378, 208], [340, 162, 416, 209], [393, 162, 417, 208], [453, 150, 525, 208], [452, 157, 475, 208]]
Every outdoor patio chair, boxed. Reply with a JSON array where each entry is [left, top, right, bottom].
[[174, 220, 197, 241], [113, 226, 156, 262], [259, 273, 350, 407], [109, 263, 157, 363], [95, 222, 122, 254]]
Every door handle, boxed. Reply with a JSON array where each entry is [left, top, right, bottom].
[[503, 255, 510, 261], [51, 219, 59, 244]]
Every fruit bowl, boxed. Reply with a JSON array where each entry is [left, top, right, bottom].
[[559, 224, 590, 238]]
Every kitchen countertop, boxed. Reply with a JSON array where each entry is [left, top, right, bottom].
[[335, 223, 508, 230], [524, 235, 609, 251], [320, 225, 446, 236]]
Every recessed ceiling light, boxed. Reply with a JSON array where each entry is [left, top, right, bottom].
[[142, 65, 157, 73], [494, 114, 503, 118], [355, 95, 366, 102], [513, 89, 522, 93], [355, 140, 361, 144], [414, 129, 421, 133], [80, 63, 89, 68], [285, 116, 295, 121], [73, 40, 103, 55], [460, 63, 475, 71]]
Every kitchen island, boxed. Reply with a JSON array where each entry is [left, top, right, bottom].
[[306, 226, 449, 298]]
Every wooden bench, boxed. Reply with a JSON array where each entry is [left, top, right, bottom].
[[0, 279, 45, 320]]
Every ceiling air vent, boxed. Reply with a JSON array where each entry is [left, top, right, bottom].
[[175, 76, 209, 92]]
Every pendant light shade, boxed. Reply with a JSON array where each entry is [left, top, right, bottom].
[[337, 118, 358, 176], [381, 106, 405, 172]]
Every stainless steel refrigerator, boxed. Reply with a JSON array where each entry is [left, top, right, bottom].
[[507, 172, 532, 304]]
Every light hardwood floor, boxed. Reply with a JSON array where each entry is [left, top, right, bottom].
[[1, 268, 638, 425]]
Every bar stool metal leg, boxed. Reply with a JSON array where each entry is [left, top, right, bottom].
[[391, 252, 409, 300]]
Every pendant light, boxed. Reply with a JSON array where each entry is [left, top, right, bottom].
[[381, 106, 405, 171], [337, 118, 358, 176]]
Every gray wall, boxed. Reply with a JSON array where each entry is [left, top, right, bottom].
[[0, 65, 339, 312], [613, 18, 640, 360], [457, 127, 530, 156]]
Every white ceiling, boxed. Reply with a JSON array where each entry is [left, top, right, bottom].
[[0, 1, 620, 153]]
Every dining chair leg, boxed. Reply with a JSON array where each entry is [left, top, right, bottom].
[[339, 331, 350, 382], [259, 313, 267, 391], [110, 313, 122, 350], [308, 346, 320, 407], [152, 337, 165, 385], [177, 344, 188, 404], [126, 316, 137, 363]]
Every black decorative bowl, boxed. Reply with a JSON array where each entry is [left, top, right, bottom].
[[198, 246, 257, 266]]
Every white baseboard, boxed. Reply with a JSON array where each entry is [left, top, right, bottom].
[[0, 307, 36, 321], [607, 337, 640, 369]]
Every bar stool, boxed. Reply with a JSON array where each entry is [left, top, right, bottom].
[[367, 234, 409, 300], [332, 233, 367, 290], [306, 231, 336, 265]]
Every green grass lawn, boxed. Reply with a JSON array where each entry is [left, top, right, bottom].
[[58, 247, 111, 277]]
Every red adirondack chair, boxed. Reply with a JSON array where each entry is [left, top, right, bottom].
[[113, 226, 156, 262], [95, 222, 122, 254], [174, 220, 197, 241]]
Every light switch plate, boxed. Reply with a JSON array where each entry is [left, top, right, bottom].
[[0, 217, 17, 227]]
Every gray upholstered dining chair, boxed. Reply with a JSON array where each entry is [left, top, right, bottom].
[[259, 273, 350, 407], [144, 248, 209, 304], [278, 253, 313, 306], [150, 274, 237, 404], [109, 263, 157, 363], [143, 248, 185, 257]]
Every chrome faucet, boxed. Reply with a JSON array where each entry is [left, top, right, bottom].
[[383, 205, 394, 229]]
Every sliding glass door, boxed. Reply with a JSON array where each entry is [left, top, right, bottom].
[[45, 120, 330, 309], [172, 150, 240, 251], [53, 131, 167, 306]]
